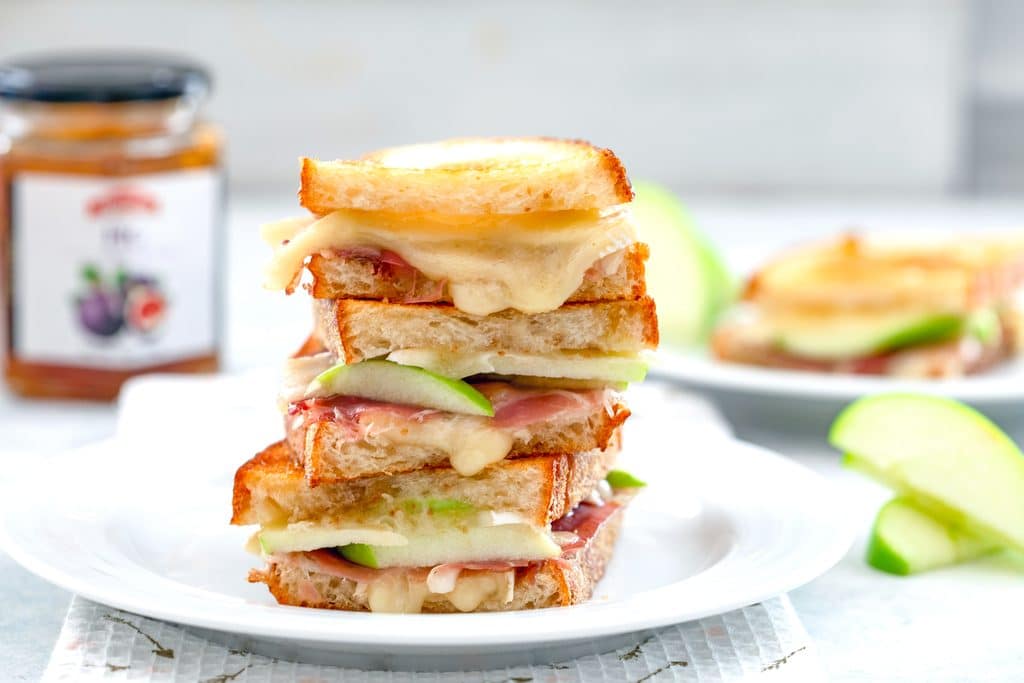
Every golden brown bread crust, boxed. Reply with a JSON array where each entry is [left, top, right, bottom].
[[307, 243, 649, 303], [744, 233, 1024, 313], [248, 500, 626, 612], [285, 397, 630, 484], [314, 298, 659, 364], [232, 437, 619, 528], [299, 137, 633, 216]]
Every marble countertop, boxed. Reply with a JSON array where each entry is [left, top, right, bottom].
[[4, 196, 1024, 681]]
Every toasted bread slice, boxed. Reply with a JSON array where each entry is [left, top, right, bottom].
[[232, 438, 619, 529], [249, 501, 624, 612], [286, 392, 629, 484], [299, 138, 632, 215], [746, 233, 1024, 313], [307, 243, 648, 303], [313, 298, 658, 364]]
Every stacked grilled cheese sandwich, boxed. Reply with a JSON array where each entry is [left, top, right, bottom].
[[232, 138, 658, 613], [713, 234, 1024, 377]]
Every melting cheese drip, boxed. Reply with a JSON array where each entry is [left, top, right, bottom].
[[363, 411, 515, 476], [262, 207, 637, 315], [364, 569, 514, 613]]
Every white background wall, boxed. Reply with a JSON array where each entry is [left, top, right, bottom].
[[0, 0, 980, 196]]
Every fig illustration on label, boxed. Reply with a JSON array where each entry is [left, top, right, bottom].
[[74, 264, 167, 340]]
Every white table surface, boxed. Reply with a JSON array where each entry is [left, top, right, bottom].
[[3, 195, 1023, 682]]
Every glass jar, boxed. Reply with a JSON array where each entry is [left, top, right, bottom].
[[0, 53, 224, 400]]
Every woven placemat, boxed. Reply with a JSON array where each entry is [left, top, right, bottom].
[[42, 595, 822, 682]]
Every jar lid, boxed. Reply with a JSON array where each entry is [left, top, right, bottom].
[[0, 52, 210, 103]]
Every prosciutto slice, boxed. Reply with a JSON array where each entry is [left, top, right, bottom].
[[334, 246, 410, 268], [290, 549, 386, 583], [481, 382, 603, 429], [425, 560, 531, 593], [288, 382, 611, 440], [552, 501, 622, 553]]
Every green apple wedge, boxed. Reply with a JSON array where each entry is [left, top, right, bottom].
[[878, 314, 963, 351], [259, 524, 407, 555], [605, 469, 647, 489], [830, 393, 1024, 552], [306, 359, 494, 416], [778, 312, 964, 360], [385, 348, 648, 384], [338, 524, 561, 569], [631, 181, 734, 346], [866, 497, 998, 576]]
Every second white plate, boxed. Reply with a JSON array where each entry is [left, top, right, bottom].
[[655, 349, 1024, 405]]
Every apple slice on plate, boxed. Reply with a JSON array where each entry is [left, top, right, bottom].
[[830, 393, 1024, 551]]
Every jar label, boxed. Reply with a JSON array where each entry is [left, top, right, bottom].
[[11, 169, 221, 369]]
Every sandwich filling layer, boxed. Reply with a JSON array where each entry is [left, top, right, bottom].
[[255, 488, 626, 613], [287, 381, 620, 476], [306, 244, 642, 305], [262, 206, 637, 315], [713, 306, 1014, 377]]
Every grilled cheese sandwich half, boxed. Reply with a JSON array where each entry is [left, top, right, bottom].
[[233, 440, 633, 613], [713, 234, 1024, 376]]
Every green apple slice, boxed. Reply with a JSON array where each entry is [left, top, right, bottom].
[[631, 181, 733, 347], [386, 348, 647, 383], [338, 523, 561, 569], [875, 314, 963, 351], [338, 543, 380, 567], [606, 469, 647, 489], [776, 312, 964, 360], [831, 393, 1024, 551], [306, 359, 494, 416], [867, 497, 997, 575], [258, 522, 407, 555], [400, 498, 476, 516]]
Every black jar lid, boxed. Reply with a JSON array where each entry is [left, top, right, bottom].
[[0, 52, 210, 103]]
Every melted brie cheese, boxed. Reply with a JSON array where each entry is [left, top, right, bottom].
[[445, 571, 515, 612], [262, 207, 637, 315], [366, 573, 430, 613], [364, 569, 514, 613]]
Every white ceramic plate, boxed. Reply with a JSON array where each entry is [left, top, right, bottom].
[[655, 349, 1024, 404], [0, 384, 852, 670]]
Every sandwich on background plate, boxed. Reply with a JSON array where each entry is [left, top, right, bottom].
[[712, 233, 1024, 377], [231, 137, 658, 613]]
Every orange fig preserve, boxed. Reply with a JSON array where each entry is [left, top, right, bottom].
[[0, 54, 223, 400]]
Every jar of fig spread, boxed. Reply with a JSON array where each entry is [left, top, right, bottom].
[[0, 53, 223, 400]]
